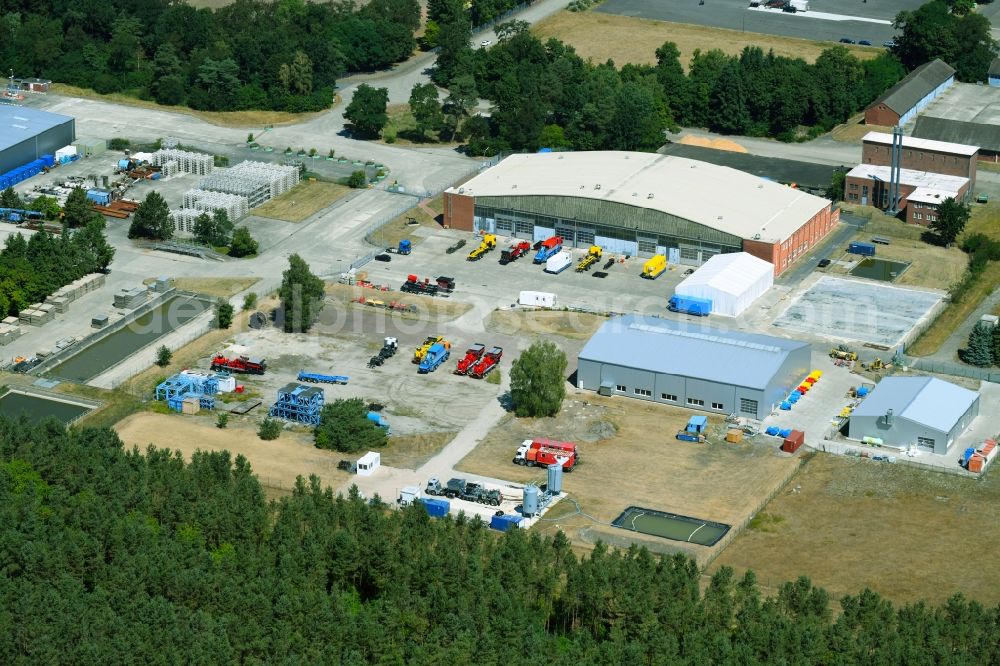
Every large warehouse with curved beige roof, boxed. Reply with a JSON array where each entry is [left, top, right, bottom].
[[443, 151, 838, 275]]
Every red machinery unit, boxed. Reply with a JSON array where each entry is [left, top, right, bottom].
[[513, 438, 578, 471], [500, 241, 531, 265], [468, 346, 502, 378], [210, 354, 267, 375], [455, 343, 486, 375]]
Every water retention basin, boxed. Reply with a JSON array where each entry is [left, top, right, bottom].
[[48, 295, 211, 383], [0, 391, 93, 424]]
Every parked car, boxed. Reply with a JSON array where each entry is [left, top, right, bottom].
[[374, 254, 391, 262], [883, 40, 897, 48], [480, 39, 492, 48], [782, 4, 797, 12], [817, 258, 831, 268], [858, 40, 872, 46], [839, 37, 856, 44]]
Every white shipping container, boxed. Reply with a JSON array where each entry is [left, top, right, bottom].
[[544, 250, 573, 274], [518, 291, 557, 308], [790, 0, 808, 10]]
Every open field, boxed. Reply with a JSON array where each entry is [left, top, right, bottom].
[[486, 309, 608, 341], [710, 453, 1000, 606], [49, 83, 323, 129], [455, 392, 800, 564], [823, 231, 964, 289], [370, 194, 444, 248], [907, 203, 1000, 356], [252, 180, 353, 223], [532, 11, 881, 68], [148, 277, 260, 300]]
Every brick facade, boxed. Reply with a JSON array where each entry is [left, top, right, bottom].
[[862, 139, 977, 191], [844, 174, 970, 226], [742, 206, 838, 275], [443, 191, 474, 231], [864, 104, 900, 127]]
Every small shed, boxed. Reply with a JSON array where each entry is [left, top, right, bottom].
[[673, 252, 774, 317], [356, 451, 381, 476]]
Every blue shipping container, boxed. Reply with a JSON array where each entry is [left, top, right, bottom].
[[668, 295, 712, 316], [40, 154, 55, 168], [86, 189, 111, 205], [848, 242, 876, 256], [490, 514, 523, 532], [418, 497, 450, 518]]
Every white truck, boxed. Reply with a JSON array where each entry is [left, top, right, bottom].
[[544, 250, 573, 274], [518, 291, 556, 308]]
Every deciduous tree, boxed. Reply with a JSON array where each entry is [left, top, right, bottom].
[[344, 84, 389, 138], [314, 398, 387, 452], [509, 340, 567, 417], [279, 253, 325, 333]]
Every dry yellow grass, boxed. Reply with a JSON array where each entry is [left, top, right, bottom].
[[711, 454, 1000, 606], [252, 181, 352, 222], [486, 309, 608, 340], [829, 118, 891, 143], [456, 393, 800, 564], [533, 11, 881, 68], [325, 283, 474, 321], [380, 431, 457, 469], [50, 83, 324, 129], [371, 194, 444, 248], [823, 231, 963, 290], [147, 277, 259, 299]]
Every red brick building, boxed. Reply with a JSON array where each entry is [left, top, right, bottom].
[[844, 164, 969, 226], [862, 131, 978, 192], [864, 59, 955, 126], [443, 151, 837, 276]]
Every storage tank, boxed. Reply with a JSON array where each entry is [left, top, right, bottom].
[[547, 463, 563, 494], [522, 485, 540, 517]]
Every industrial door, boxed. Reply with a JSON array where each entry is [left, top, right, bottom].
[[496, 219, 514, 235], [636, 236, 657, 257], [555, 225, 575, 246], [917, 436, 935, 451], [514, 220, 534, 239], [576, 228, 595, 247]]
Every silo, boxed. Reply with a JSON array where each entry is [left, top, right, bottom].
[[522, 485, 540, 517], [547, 463, 563, 494]]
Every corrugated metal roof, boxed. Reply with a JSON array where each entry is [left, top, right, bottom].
[[852, 376, 978, 433], [447, 151, 831, 244], [867, 59, 955, 116], [913, 116, 1000, 152], [675, 252, 773, 298], [0, 106, 73, 153], [862, 131, 979, 156], [578, 314, 809, 390]]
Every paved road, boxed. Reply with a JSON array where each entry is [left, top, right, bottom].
[[598, 0, 904, 45], [924, 289, 1000, 363], [775, 212, 867, 287]]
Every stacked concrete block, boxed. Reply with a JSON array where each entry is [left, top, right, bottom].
[[19, 304, 53, 326], [151, 149, 214, 176], [45, 295, 69, 313], [0, 322, 23, 345], [168, 208, 202, 236], [113, 286, 149, 309], [199, 160, 299, 207], [182, 189, 249, 222]]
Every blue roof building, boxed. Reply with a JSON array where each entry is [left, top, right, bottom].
[[576, 314, 811, 420], [0, 105, 75, 175], [848, 376, 980, 455]]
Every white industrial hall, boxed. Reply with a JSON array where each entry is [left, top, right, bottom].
[[672, 252, 774, 317]]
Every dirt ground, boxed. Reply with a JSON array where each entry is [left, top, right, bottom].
[[455, 391, 801, 564], [677, 135, 748, 153], [711, 453, 1000, 606], [252, 181, 352, 223], [370, 194, 444, 249], [828, 118, 891, 143], [151, 277, 259, 299], [326, 282, 474, 322], [533, 11, 880, 68], [486, 309, 609, 341]]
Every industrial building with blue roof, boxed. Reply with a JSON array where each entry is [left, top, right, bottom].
[[848, 376, 980, 455], [0, 105, 75, 175], [576, 314, 811, 420]]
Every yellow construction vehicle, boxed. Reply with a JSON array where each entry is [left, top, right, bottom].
[[863, 357, 889, 371], [829, 347, 857, 362], [466, 234, 497, 261], [413, 335, 443, 363], [575, 245, 602, 272], [640, 254, 667, 279]]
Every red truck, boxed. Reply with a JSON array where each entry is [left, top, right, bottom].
[[499, 241, 531, 265], [468, 346, 502, 378], [455, 343, 486, 375], [210, 354, 266, 374], [513, 438, 578, 471]]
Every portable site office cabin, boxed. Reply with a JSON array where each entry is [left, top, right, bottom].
[[673, 252, 774, 317]]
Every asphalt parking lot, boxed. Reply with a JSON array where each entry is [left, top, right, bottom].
[[597, 0, 907, 45]]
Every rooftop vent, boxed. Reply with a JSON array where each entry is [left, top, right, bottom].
[[458, 188, 465, 194], [647, 193, 654, 199], [594, 184, 601, 190]]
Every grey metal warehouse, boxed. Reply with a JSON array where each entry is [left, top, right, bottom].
[[848, 376, 979, 455], [576, 315, 811, 420], [0, 106, 75, 175]]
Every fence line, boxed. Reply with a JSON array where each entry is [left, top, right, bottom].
[[700, 457, 805, 570], [906, 357, 1000, 383]]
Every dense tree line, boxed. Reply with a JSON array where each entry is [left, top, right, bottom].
[[444, 26, 907, 153], [0, 0, 420, 112], [1, 417, 1000, 662], [0, 223, 113, 317], [893, 0, 998, 82]]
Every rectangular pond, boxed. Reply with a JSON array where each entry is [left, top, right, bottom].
[[612, 506, 730, 547], [0, 391, 93, 424], [850, 258, 910, 282], [48, 295, 210, 383]]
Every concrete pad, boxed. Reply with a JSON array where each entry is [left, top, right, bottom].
[[772, 275, 941, 348]]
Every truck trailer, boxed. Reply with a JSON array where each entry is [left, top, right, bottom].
[[668, 295, 712, 316], [533, 236, 563, 263]]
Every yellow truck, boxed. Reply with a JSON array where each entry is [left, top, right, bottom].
[[467, 234, 497, 261], [575, 245, 602, 272], [640, 254, 667, 279], [413, 335, 444, 363]]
